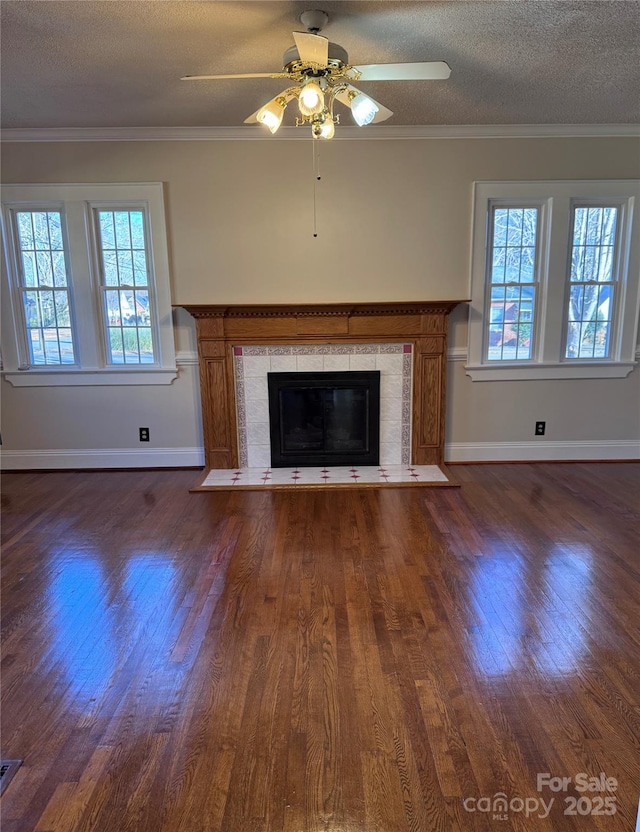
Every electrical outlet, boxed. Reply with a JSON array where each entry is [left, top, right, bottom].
[[139, 427, 150, 442], [535, 421, 546, 436]]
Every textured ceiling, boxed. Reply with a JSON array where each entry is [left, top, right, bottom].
[[1, 0, 639, 130]]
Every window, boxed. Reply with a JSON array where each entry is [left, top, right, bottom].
[[1, 183, 176, 386], [467, 181, 640, 381]]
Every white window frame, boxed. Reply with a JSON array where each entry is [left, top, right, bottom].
[[466, 180, 640, 381], [1, 183, 176, 386]]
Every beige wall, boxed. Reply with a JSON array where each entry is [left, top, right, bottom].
[[1, 136, 639, 464]]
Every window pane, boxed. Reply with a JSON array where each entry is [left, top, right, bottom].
[[117, 250, 134, 285], [506, 246, 521, 281], [43, 328, 62, 363], [48, 213, 63, 250], [570, 246, 583, 282], [565, 205, 617, 359], [58, 329, 75, 364], [24, 291, 40, 326], [109, 327, 124, 363], [100, 212, 116, 248], [22, 251, 37, 287], [597, 246, 615, 282], [130, 211, 145, 248], [134, 289, 150, 323], [573, 208, 587, 245], [52, 251, 68, 287], [595, 322, 610, 357], [96, 208, 156, 365], [33, 212, 50, 249], [522, 209, 538, 247], [17, 212, 34, 249], [133, 250, 148, 286], [493, 209, 508, 246], [586, 208, 601, 244], [568, 285, 583, 321], [122, 328, 139, 364], [486, 205, 539, 362], [596, 284, 612, 320], [39, 290, 56, 326], [29, 329, 45, 364], [507, 209, 524, 246], [36, 251, 54, 286], [602, 208, 617, 244], [105, 290, 122, 325], [120, 288, 136, 323], [103, 251, 119, 286], [520, 248, 535, 282], [14, 210, 76, 366], [137, 327, 154, 363], [55, 290, 71, 326], [114, 212, 132, 249]]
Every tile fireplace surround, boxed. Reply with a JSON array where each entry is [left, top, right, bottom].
[[235, 343, 412, 468], [181, 301, 464, 473]]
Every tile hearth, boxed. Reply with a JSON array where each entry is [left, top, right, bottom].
[[195, 465, 450, 491]]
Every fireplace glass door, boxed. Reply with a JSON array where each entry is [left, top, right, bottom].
[[268, 371, 380, 467]]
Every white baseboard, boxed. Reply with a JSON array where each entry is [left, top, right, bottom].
[[445, 439, 640, 463], [2, 441, 638, 470], [0, 447, 205, 470]]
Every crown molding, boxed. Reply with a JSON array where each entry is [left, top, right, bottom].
[[2, 124, 639, 143]]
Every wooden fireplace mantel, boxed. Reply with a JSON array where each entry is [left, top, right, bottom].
[[180, 301, 467, 469]]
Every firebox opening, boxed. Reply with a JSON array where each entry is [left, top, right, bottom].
[[267, 371, 380, 468]]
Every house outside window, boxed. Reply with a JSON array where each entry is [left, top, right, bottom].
[[466, 180, 640, 381], [1, 183, 176, 386]]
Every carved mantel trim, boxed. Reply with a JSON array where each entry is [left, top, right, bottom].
[[181, 301, 462, 319], [180, 301, 468, 469]]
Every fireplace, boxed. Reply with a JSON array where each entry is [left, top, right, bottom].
[[267, 370, 380, 467], [181, 301, 465, 470]]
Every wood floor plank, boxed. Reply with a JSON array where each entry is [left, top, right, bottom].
[[1, 464, 639, 831]]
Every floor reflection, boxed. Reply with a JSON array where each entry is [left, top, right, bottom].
[[47, 552, 176, 702], [468, 545, 593, 677], [535, 546, 593, 675], [48, 557, 116, 697]]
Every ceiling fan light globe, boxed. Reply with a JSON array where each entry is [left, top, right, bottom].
[[256, 97, 287, 133], [298, 81, 325, 117], [350, 93, 379, 127], [319, 118, 335, 139]]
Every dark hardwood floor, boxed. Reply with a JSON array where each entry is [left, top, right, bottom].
[[1, 464, 639, 831]]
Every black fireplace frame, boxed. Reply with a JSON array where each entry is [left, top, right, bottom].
[[267, 370, 380, 468]]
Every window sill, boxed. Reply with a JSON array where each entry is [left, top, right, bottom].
[[2, 368, 178, 387], [465, 361, 637, 381]]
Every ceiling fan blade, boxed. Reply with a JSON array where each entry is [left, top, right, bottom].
[[181, 72, 289, 81], [334, 85, 393, 124], [292, 32, 329, 67], [244, 106, 263, 125], [352, 61, 451, 82]]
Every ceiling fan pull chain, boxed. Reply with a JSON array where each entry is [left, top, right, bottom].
[[312, 139, 320, 237]]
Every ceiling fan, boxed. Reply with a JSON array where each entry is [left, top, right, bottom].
[[181, 9, 451, 139]]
